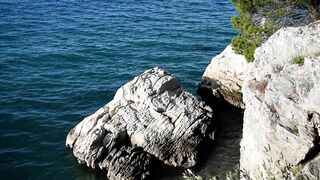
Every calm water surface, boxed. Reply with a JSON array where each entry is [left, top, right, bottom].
[[0, 0, 236, 179]]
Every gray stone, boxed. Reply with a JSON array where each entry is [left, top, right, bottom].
[[199, 45, 248, 108], [241, 21, 320, 179], [66, 67, 214, 180]]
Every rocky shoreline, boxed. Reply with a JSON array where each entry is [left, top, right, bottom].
[[66, 21, 320, 179]]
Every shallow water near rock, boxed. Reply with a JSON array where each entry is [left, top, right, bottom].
[[0, 0, 237, 179]]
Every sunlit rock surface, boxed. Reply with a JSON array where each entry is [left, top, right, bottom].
[[241, 21, 320, 179], [199, 45, 248, 108], [66, 67, 215, 180]]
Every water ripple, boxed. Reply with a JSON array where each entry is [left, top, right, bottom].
[[0, 0, 236, 179]]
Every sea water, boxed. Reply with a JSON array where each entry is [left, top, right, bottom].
[[0, 0, 236, 179]]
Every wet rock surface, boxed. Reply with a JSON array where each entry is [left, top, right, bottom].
[[66, 67, 215, 180]]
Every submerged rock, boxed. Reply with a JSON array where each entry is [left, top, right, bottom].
[[199, 45, 248, 108], [66, 67, 214, 179], [241, 21, 320, 179]]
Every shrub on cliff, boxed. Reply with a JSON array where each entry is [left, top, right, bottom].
[[297, 0, 320, 19], [291, 56, 305, 65], [230, 0, 320, 62], [230, 0, 274, 62]]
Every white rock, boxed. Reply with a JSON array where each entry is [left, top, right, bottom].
[[199, 45, 248, 108], [241, 21, 320, 179], [66, 67, 214, 180]]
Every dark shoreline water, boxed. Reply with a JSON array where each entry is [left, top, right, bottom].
[[0, 0, 237, 179]]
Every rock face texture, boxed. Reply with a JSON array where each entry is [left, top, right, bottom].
[[66, 67, 214, 180], [199, 45, 247, 108], [241, 21, 320, 179]]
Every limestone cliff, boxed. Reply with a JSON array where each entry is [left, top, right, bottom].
[[241, 21, 320, 179]]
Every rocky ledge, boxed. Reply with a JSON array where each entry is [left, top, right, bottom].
[[66, 67, 214, 179], [199, 45, 247, 109], [241, 21, 320, 179]]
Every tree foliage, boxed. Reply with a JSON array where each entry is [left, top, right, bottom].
[[231, 0, 272, 13], [230, 0, 320, 62], [296, 0, 320, 8]]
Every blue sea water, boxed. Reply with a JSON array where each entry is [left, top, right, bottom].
[[0, 0, 236, 179]]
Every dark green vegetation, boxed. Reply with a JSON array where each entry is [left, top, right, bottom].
[[291, 56, 305, 65], [230, 0, 320, 62]]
